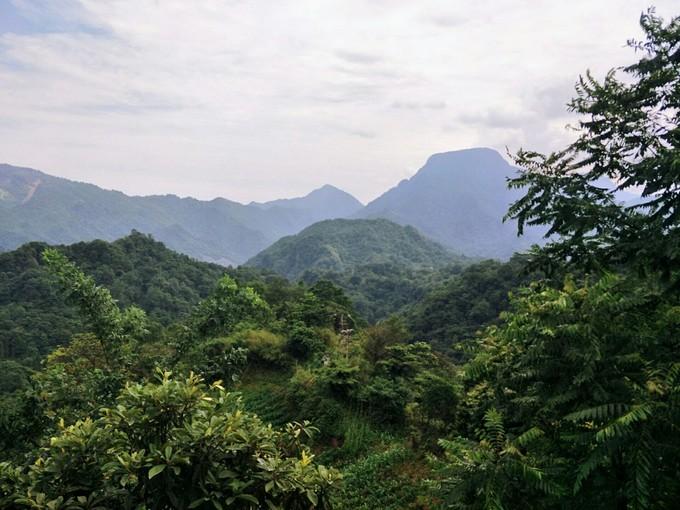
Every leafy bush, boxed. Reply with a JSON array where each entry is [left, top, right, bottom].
[[5, 371, 340, 509], [181, 336, 248, 384]]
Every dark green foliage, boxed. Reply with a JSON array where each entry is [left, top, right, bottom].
[[303, 262, 450, 323], [454, 274, 680, 508], [407, 255, 537, 353], [418, 374, 459, 426], [361, 316, 409, 366], [186, 274, 272, 340], [436, 409, 561, 509], [286, 322, 326, 360], [246, 218, 459, 281], [0, 360, 31, 394], [0, 390, 45, 458], [0, 232, 224, 367], [180, 337, 249, 384], [507, 10, 680, 278]]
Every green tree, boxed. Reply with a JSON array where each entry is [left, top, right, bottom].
[[42, 248, 149, 365], [188, 275, 272, 341], [443, 11, 680, 509], [507, 10, 680, 278]]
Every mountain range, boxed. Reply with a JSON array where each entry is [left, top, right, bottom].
[[0, 164, 362, 266], [0, 148, 550, 264]]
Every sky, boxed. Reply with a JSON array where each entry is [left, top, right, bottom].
[[0, 1, 676, 204]]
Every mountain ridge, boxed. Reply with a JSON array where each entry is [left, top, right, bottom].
[[356, 147, 544, 259], [245, 218, 461, 280], [0, 163, 363, 265]]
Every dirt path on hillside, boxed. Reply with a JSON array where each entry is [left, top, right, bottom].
[[22, 179, 42, 204]]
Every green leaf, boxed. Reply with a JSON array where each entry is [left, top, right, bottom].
[[148, 464, 166, 479]]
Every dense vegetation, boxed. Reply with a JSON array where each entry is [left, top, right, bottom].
[[1, 9, 679, 510], [0, 232, 224, 366], [246, 218, 461, 281]]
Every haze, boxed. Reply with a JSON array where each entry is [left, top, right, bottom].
[[0, 0, 675, 203]]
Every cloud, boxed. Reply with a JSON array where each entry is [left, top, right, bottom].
[[334, 50, 384, 65], [0, 0, 677, 203], [427, 14, 466, 28], [392, 100, 446, 110]]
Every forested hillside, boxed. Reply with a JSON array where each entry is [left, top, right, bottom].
[[0, 232, 225, 365], [0, 11, 679, 510], [246, 218, 461, 280]]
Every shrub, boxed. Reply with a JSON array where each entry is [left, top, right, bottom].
[[5, 370, 340, 509]]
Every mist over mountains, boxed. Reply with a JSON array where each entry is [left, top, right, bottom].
[[0, 148, 548, 264]]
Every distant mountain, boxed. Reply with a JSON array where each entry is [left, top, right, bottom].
[[245, 218, 459, 280], [251, 184, 362, 216], [357, 148, 545, 259], [0, 164, 363, 265]]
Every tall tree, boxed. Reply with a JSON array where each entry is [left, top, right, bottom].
[[507, 10, 680, 278]]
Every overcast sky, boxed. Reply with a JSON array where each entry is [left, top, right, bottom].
[[0, 1, 676, 203]]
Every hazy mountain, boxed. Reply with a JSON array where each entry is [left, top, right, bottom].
[[4, 149, 637, 264], [0, 164, 362, 265], [251, 184, 362, 215], [245, 218, 459, 280], [356, 148, 545, 259]]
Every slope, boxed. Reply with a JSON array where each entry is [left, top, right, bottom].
[[245, 218, 458, 281], [357, 148, 544, 259]]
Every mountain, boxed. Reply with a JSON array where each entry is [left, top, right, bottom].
[[357, 148, 545, 259], [0, 232, 226, 364], [251, 184, 362, 217], [245, 218, 459, 281], [0, 164, 363, 265]]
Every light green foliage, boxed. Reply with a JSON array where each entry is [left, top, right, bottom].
[[6, 371, 340, 509], [33, 334, 127, 420], [230, 329, 290, 367], [188, 274, 272, 341], [42, 247, 149, 363]]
